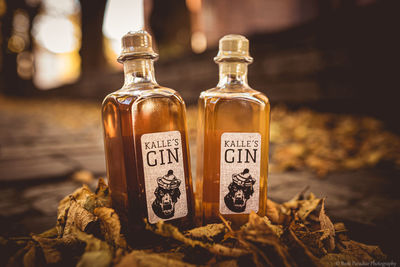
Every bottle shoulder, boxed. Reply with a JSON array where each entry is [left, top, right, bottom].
[[199, 86, 269, 106], [103, 84, 185, 108]]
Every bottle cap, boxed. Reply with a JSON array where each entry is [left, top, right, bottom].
[[117, 30, 159, 63], [214, 34, 253, 63]]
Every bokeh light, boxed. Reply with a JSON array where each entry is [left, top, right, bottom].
[[103, 0, 144, 64], [31, 0, 81, 89], [33, 15, 80, 54]]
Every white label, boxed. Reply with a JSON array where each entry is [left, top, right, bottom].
[[219, 132, 261, 214], [141, 131, 188, 224]]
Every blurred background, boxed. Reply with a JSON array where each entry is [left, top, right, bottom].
[[0, 0, 399, 259]]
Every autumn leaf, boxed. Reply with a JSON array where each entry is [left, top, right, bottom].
[[63, 200, 99, 236], [94, 206, 127, 248], [319, 198, 335, 252], [146, 220, 249, 258], [116, 250, 195, 267], [185, 223, 227, 242]]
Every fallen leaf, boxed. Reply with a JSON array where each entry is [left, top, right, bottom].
[[266, 199, 280, 224], [94, 207, 127, 248], [147, 220, 249, 258], [116, 250, 195, 267], [64, 200, 99, 236], [319, 199, 335, 252], [31, 235, 85, 265], [185, 223, 227, 242]]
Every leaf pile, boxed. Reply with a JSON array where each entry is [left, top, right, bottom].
[[269, 106, 400, 176], [2, 180, 387, 267]]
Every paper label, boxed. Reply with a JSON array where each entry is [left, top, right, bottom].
[[219, 132, 261, 214], [141, 131, 188, 223]]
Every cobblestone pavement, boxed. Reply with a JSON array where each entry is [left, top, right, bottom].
[[0, 96, 399, 257]]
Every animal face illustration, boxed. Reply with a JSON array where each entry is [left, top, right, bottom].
[[224, 169, 255, 212], [152, 170, 181, 219]]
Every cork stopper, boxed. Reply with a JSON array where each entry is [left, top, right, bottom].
[[117, 30, 158, 63], [214, 34, 253, 63]]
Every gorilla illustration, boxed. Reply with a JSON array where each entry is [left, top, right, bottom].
[[152, 170, 181, 219], [224, 168, 256, 212]]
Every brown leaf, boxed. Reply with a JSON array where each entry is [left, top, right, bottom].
[[57, 185, 94, 236], [320, 253, 358, 267], [74, 229, 113, 267], [185, 223, 227, 242], [88, 178, 111, 210], [319, 198, 335, 252], [266, 199, 280, 224], [22, 243, 42, 267], [116, 250, 195, 267], [339, 240, 386, 262], [94, 207, 127, 248], [298, 193, 321, 221], [238, 212, 297, 267], [147, 220, 249, 258], [6, 242, 32, 267], [76, 251, 113, 267], [31, 235, 85, 265], [286, 226, 323, 267], [64, 200, 99, 236]]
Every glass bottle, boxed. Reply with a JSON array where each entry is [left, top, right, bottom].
[[196, 35, 270, 228], [102, 31, 194, 243]]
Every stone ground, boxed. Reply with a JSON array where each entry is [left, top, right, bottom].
[[0, 96, 399, 259]]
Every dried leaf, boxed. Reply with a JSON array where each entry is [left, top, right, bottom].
[[297, 193, 321, 221], [333, 222, 347, 233], [320, 253, 358, 267], [319, 199, 335, 252], [116, 250, 195, 267], [147, 221, 249, 258], [286, 226, 323, 267], [266, 199, 280, 224], [57, 185, 93, 236], [22, 243, 42, 267], [261, 216, 283, 238], [6, 242, 32, 267], [77, 251, 113, 267], [238, 212, 297, 267], [31, 235, 85, 265], [74, 229, 113, 267], [94, 207, 127, 248], [339, 240, 386, 262], [35, 227, 59, 239], [185, 223, 227, 242], [64, 200, 99, 236]]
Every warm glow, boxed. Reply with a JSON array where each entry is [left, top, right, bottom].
[[17, 51, 34, 79], [103, 0, 144, 56], [33, 15, 80, 54], [33, 48, 80, 89], [191, 31, 207, 54], [31, 0, 81, 89], [186, 0, 202, 12]]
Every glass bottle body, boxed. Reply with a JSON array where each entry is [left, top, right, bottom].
[[196, 63, 270, 227], [102, 59, 194, 243]]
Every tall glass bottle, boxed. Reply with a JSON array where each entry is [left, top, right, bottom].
[[102, 31, 194, 242], [196, 35, 270, 227]]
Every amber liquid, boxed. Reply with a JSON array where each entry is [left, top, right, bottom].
[[196, 85, 270, 228], [102, 84, 194, 243]]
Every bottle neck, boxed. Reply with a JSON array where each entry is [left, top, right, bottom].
[[217, 61, 249, 88], [123, 58, 157, 86]]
